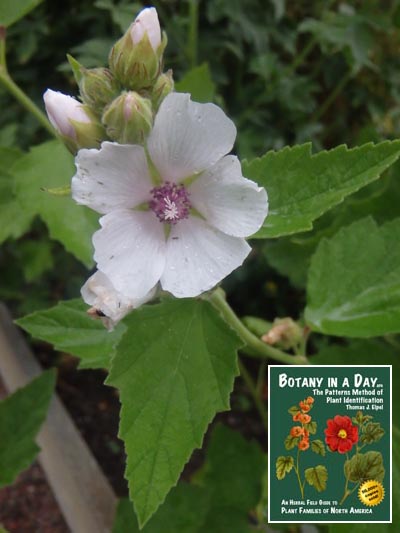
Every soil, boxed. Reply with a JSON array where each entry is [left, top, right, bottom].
[[0, 343, 266, 532]]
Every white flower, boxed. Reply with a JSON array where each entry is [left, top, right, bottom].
[[72, 92, 268, 299], [82, 271, 155, 329], [130, 7, 161, 50], [44, 89, 91, 138]]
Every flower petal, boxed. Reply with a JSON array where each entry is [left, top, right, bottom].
[[72, 142, 152, 214], [93, 209, 166, 299], [81, 270, 156, 328], [147, 93, 236, 182], [161, 217, 251, 297], [189, 155, 268, 237]]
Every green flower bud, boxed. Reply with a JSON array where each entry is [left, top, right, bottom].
[[102, 91, 153, 144], [151, 70, 174, 110], [109, 7, 167, 90], [79, 68, 121, 113]]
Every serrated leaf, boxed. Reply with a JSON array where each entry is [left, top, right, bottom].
[[175, 63, 216, 103], [284, 434, 299, 450], [0, 0, 43, 27], [0, 370, 55, 487], [276, 456, 294, 480], [16, 299, 125, 369], [107, 299, 242, 527], [345, 451, 385, 483], [361, 422, 385, 444], [242, 141, 400, 238], [112, 425, 265, 533], [12, 140, 98, 266], [305, 217, 400, 337], [304, 465, 328, 492], [311, 439, 326, 456]]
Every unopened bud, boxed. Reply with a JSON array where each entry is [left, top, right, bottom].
[[79, 68, 120, 113], [102, 91, 153, 144], [109, 7, 167, 90], [43, 89, 106, 152], [151, 70, 174, 110], [261, 318, 303, 350]]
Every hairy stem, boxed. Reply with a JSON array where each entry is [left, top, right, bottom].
[[206, 288, 309, 365]]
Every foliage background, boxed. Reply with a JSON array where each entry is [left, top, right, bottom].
[[1, 0, 400, 531]]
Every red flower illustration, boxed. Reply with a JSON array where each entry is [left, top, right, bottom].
[[324, 415, 359, 453]]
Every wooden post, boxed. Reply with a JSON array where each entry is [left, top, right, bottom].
[[0, 303, 117, 533]]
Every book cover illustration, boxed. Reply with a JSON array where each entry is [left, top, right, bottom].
[[268, 365, 391, 523]]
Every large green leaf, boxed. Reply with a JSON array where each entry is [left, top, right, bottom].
[[265, 167, 400, 289], [12, 140, 98, 266], [0, 0, 43, 27], [175, 63, 216, 103], [113, 424, 265, 533], [0, 370, 55, 487], [305, 217, 400, 337], [107, 299, 242, 527], [0, 147, 32, 244], [242, 141, 400, 238], [16, 299, 125, 369]]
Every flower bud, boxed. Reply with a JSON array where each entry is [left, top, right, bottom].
[[151, 70, 174, 110], [79, 68, 120, 113], [102, 91, 153, 144], [43, 89, 106, 152], [261, 317, 303, 350], [109, 7, 167, 90]]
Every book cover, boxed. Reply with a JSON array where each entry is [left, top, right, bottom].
[[268, 365, 391, 523]]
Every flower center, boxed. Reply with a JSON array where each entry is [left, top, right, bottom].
[[338, 429, 347, 439], [149, 181, 191, 224]]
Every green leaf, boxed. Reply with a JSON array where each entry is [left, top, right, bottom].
[[361, 422, 385, 445], [312, 339, 400, 426], [0, 147, 32, 244], [175, 63, 216, 103], [113, 485, 210, 533], [276, 456, 294, 480], [284, 434, 299, 450], [16, 299, 125, 369], [242, 141, 400, 238], [344, 451, 385, 483], [304, 420, 317, 435], [288, 405, 300, 416], [12, 140, 98, 266], [112, 425, 265, 533], [0, 0, 43, 27], [310, 439, 326, 456], [107, 299, 242, 527], [198, 424, 265, 525], [304, 465, 328, 492], [19, 240, 53, 282], [305, 217, 400, 337], [0, 370, 56, 487]]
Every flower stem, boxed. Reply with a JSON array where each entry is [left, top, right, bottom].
[[206, 288, 309, 365], [295, 448, 304, 499], [239, 359, 268, 434], [0, 27, 55, 137]]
